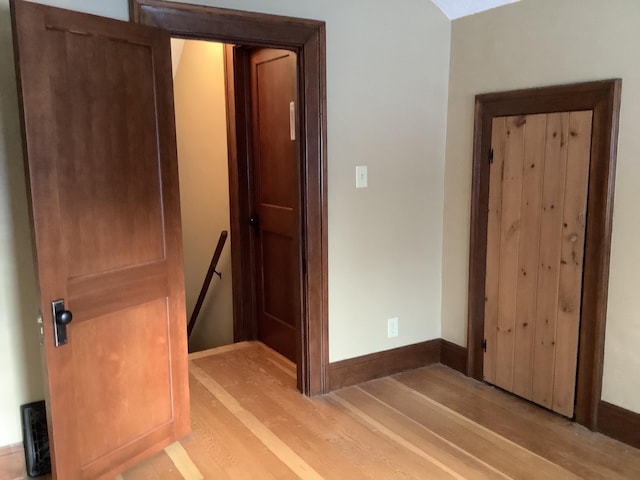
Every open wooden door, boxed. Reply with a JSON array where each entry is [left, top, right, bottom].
[[248, 48, 302, 363], [11, 1, 189, 478]]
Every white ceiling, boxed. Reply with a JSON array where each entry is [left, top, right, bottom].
[[430, 0, 521, 20]]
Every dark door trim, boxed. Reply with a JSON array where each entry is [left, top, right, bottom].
[[468, 79, 622, 429], [129, 0, 328, 396]]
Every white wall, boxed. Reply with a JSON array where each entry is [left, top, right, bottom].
[[442, 0, 640, 413], [0, 0, 450, 445], [0, 1, 43, 447], [172, 39, 234, 353]]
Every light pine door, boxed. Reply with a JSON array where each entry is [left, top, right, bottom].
[[12, 1, 189, 478], [483, 111, 592, 417]]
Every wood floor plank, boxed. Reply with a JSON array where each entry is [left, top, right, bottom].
[[6, 343, 638, 480], [331, 387, 511, 480], [0, 445, 27, 480], [194, 346, 459, 479], [163, 442, 203, 480], [359, 377, 579, 480], [189, 362, 318, 479], [185, 375, 291, 480], [187, 340, 255, 360], [397, 364, 640, 480], [121, 449, 183, 480]]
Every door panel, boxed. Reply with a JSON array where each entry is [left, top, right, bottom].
[[511, 113, 546, 400], [531, 113, 571, 409], [483, 117, 506, 385], [250, 48, 301, 362], [494, 115, 525, 391], [11, 1, 189, 478], [552, 111, 592, 415], [484, 111, 592, 417]]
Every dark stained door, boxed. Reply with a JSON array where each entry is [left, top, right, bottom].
[[11, 1, 189, 478], [249, 48, 301, 362]]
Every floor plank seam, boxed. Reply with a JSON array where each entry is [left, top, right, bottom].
[[164, 442, 204, 480], [340, 386, 513, 480], [189, 360, 325, 480], [330, 393, 477, 480], [388, 378, 578, 475]]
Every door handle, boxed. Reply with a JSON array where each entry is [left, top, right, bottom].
[[51, 299, 73, 347], [249, 215, 260, 236]]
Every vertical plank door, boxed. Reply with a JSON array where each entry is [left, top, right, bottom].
[[249, 48, 302, 363], [483, 111, 592, 417], [11, 1, 189, 478]]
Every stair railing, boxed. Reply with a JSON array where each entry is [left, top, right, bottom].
[[187, 230, 228, 339]]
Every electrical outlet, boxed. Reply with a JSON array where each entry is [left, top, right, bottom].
[[387, 317, 398, 338]]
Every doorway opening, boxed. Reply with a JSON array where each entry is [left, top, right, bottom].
[[130, 0, 328, 396], [172, 39, 234, 354], [173, 39, 302, 366]]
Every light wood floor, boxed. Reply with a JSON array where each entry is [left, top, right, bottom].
[[121, 341, 640, 480], [4, 341, 639, 479]]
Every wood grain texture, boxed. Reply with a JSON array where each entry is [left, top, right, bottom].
[[531, 112, 570, 410], [511, 113, 546, 400], [468, 79, 622, 430], [552, 110, 592, 416], [5, 343, 639, 479], [494, 115, 526, 391], [328, 340, 441, 390], [130, 0, 329, 396], [12, 1, 189, 478], [398, 365, 640, 480], [0, 445, 33, 480], [137, 344, 640, 479], [250, 48, 300, 362], [483, 116, 506, 385], [484, 111, 591, 418]]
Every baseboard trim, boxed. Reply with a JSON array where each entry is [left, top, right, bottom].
[[598, 401, 640, 449], [328, 339, 441, 390], [0, 443, 25, 479], [440, 339, 468, 374]]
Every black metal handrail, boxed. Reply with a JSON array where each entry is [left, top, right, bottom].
[[187, 230, 228, 339]]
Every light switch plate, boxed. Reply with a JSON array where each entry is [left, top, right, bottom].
[[387, 317, 398, 338], [356, 165, 368, 188]]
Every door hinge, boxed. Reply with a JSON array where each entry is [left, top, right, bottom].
[[481, 338, 487, 352], [489, 149, 494, 164]]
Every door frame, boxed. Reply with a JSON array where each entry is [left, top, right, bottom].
[[129, 0, 328, 395], [467, 79, 622, 429]]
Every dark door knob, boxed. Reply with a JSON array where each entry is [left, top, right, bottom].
[[51, 299, 72, 347], [249, 215, 260, 237], [56, 309, 73, 326]]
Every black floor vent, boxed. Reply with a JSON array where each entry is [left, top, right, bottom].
[[21, 400, 51, 477]]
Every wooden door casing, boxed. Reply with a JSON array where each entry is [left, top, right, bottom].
[[129, 0, 329, 396], [249, 48, 301, 363], [468, 80, 622, 429], [484, 112, 592, 417], [11, 1, 189, 478]]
